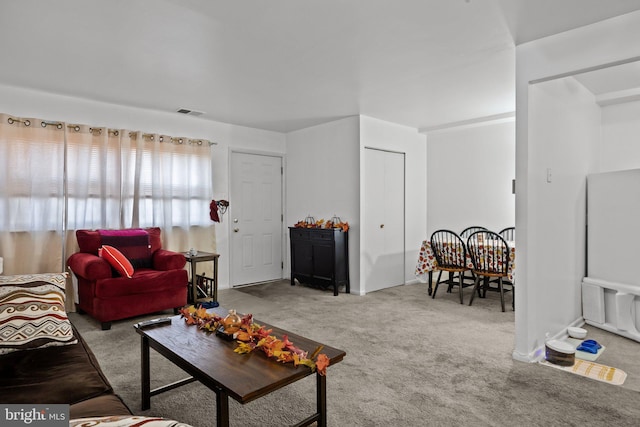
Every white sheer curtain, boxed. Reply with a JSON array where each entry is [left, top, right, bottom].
[[0, 113, 65, 275], [0, 112, 215, 280], [66, 125, 123, 229], [121, 131, 215, 251], [63, 125, 125, 264]]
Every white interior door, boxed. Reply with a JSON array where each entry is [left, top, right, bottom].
[[230, 152, 283, 286], [363, 148, 405, 292]]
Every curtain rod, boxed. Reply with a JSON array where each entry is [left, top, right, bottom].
[[6, 114, 217, 145]]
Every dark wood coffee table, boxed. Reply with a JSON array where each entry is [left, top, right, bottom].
[[134, 308, 346, 427]]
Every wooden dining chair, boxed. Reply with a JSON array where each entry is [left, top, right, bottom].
[[496, 227, 515, 298], [466, 230, 512, 312], [430, 229, 472, 304], [460, 226, 488, 239], [459, 226, 488, 284], [498, 226, 515, 242]]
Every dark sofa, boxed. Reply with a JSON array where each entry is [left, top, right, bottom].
[[0, 272, 192, 426], [0, 324, 132, 419], [0, 272, 131, 419]]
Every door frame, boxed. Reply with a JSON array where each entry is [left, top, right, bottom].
[[228, 148, 286, 287], [362, 146, 406, 293]]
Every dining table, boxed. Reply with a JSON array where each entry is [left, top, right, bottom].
[[415, 239, 516, 296]]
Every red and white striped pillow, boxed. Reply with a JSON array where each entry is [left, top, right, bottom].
[[99, 245, 135, 278]]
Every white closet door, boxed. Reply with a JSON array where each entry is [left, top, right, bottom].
[[230, 152, 283, 286], [363, 148, 405, 292]]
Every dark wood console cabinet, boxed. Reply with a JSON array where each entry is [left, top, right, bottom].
[[289, 227, 350, 295]]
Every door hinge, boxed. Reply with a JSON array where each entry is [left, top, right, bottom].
[[281, 214, 284, 222], [281, 166, 283, 175], [281, 261, 284, 269]]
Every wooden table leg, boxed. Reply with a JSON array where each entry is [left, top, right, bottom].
[[428, 271, 433, 296], [141, 336, 151, 410], [189, 259, 197, 304], [316, 372, 327, 427], [216, 388, 230, 427], [213, 256, 218, 301]]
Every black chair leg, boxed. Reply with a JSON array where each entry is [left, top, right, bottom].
[[499, 278, 505, 312], [432, 270, 442, 299], [458, 273, 464, 304], [447, 272, 454, 293], [432, 282, 440, 299], [512, 285, 515, 311], [468, 276, 480, 306]]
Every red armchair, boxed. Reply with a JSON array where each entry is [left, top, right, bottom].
[[67, 227, 188, 330]]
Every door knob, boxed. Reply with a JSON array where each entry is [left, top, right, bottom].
[[380, 224, 384, 229], [234, 228, 239, 232]]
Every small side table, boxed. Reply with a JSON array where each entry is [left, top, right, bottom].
[[184, 251, 220, 304]]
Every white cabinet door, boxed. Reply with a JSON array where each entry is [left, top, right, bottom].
[[230, 152, 283, 286], [363, 148, 405, 292]]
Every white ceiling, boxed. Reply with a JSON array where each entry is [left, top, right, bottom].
[[1, 0, 639, 133]]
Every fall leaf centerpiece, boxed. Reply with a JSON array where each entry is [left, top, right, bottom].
[[293, 214, 349, 232], [178, 305, 330, 376]]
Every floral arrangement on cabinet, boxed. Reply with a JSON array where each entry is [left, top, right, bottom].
[[293, 217, 349, 231]]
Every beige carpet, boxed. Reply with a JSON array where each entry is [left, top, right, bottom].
[[70, 280, 640, 426]]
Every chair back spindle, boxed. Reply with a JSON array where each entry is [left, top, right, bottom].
[[467, 231, 510, 276], [460, 226, 488, 239], [499, 226, 515, 242], [466, 230, 512, 311], [430, 230, 467, 269], [429, 229, 472, 304]]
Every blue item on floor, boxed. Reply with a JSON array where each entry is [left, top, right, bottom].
[[582, 339, 602, 348], [197, 301, 219, 309], [576, 339, 601, 354]]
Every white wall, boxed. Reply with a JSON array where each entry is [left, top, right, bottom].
[[600, 100, 640, 172], [426, 120, 515, 237], [515, 11, 640, 362], [359, 115, 427, 293], [285, 116, 361, 292], [0, 83, 287, 290], [527, 77, 600, 355], [285, 115, 426, 296]]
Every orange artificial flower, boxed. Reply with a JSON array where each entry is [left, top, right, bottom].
[[315, 353, 330, 376]]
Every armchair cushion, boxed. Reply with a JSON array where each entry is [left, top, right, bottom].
[[76, 228, 160, 258], [67, 253, 112, 281], [153, 249, 187, 271], [94, 269, 187, 299], [98, 229, 152, 268], [146, 227, 163, 253]]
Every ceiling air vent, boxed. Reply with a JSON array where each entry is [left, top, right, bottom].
[[176, 108, 204, 117]]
